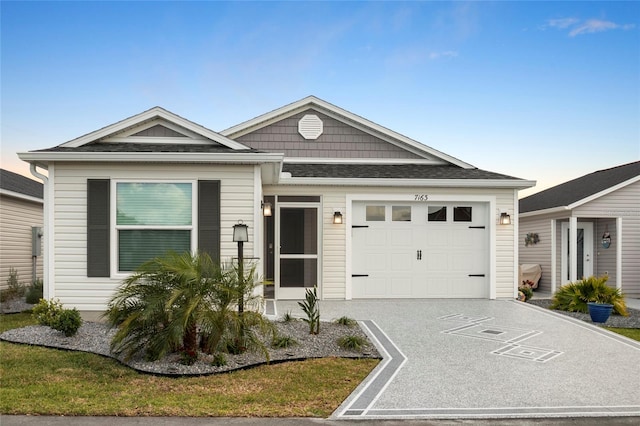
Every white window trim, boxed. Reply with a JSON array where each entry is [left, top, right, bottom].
[[110, 179, 198, 278]]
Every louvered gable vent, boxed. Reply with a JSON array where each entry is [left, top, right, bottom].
[[298, 114, 323, 140]]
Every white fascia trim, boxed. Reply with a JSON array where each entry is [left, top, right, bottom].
[[279, 176, 536, 189], [566, 175, 640, 210], [18, 152, 285, 164], [60, 107, 249, 150], [284, 157, 448, 165], [519, 206, 570, 218], [0, 189, 43, 204], [221, 96, 475, 169]]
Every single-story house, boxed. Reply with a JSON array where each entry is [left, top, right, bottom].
[[519, 161, 640, 297], [18, 96, 534, 311], [0, 169, 44, 289]]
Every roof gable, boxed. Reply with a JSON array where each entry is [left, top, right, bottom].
[[60, 107, 249, 150], [519, 161, 640, 214], [221, 96, 474, 168]]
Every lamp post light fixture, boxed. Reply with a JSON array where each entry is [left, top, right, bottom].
[[232, 220, 249, 315]]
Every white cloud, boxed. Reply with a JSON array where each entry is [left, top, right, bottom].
[[429, 51, 458, 60], [542, 17, 636, 37]]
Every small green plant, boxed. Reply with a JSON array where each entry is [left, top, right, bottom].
[[52, 308, 83, 337], [3, 268, 25, 301], [282, 311, 295, 322], [179, 348, 198, 365], [338, 335, 366, 351], [334, 316, 357, 327], [272, 334, 298, 349], [26, 279, 44, 304], [518, 285, 533, 302], [32, 298, 64, 326], [298, 286, 320, 335], [211, 352, 227, 367], [551, 275, 628, 316]]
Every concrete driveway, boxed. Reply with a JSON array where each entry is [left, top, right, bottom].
[[273, 299, 640, 420]]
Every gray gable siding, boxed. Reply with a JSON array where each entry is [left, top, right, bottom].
[[235, 109, 423, 159]]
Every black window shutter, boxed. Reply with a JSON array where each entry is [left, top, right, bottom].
[[87, 179, 110, 277], [198, 180, 221, 263]]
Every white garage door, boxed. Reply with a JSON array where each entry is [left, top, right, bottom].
[[352, 202, 489, 298]]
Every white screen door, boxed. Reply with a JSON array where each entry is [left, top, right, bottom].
[[561, 222, 593, 283]]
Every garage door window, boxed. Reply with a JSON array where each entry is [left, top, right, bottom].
[[392, 206, 411, 222], [428, 206, 447, 222], [454, 207, 472, 222], [366, 206, 385, 221]]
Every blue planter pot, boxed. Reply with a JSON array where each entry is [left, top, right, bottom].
[[587, 302, 613, 323]]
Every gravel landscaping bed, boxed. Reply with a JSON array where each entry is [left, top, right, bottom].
[[0, 315, 380, 377], [527, 298, 640, 328]]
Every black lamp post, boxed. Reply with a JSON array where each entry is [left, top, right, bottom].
[[233, 220, 249, 314]]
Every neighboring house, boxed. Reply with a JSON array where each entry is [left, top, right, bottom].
[[0, 169, 44, 289], [519, 161, 640, 298], [18, 96, 534, 311]]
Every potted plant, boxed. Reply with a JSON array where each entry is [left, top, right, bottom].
[[587, 301, 613, 323]]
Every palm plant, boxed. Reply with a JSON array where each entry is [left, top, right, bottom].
[[550, 275, 628, 316], [104, 252, 274, 362]]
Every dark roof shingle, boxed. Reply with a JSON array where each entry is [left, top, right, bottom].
[[0, 169, 44, 199], [519, 161, 640, 213], [282, 163, 522, 180]]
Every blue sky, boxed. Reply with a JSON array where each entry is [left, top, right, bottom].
[[2, 1, 638, 197]]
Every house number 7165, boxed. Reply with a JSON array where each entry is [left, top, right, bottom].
[[414, 194, 429, 201]]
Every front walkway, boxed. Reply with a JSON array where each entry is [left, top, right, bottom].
[[273, 299, 640, 420]]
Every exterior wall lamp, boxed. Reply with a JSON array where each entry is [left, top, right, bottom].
[[333, 211, 343, 224], [499, 212, 511, 225], [261, 201, 272, 217]]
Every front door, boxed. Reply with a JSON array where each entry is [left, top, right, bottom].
[[561, 222, 594, 283], [276, 205, 320, 299]]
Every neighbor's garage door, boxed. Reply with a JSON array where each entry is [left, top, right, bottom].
[[351, 202, 488, 298]]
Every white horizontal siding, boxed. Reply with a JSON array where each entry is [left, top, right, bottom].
[[0, 195, 44, 288], [265, 184, 519, 300], [51, 163, 256, 310]]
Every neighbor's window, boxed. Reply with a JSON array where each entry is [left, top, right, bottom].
[[392, 206, 411, 222], [454, 206, 472, 222], [116, 182, 193, 272], [366, 205, 385, 221], [428, 206, 447, 222]]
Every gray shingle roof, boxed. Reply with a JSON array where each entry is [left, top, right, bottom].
[[35, 142, 262, 154], [519, 161, 640, 213], [0, 169, 43, 199], [282, 163, 522, 180]]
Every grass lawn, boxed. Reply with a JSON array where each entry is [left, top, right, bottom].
[[0, 313, 378, 417], [605, 327, 640, 342]]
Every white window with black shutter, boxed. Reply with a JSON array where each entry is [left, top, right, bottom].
[[87, 179, 220, 277]]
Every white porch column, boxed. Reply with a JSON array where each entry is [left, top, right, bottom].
[[616, 217, 622, 290], [569, 217, 578, 283], [551, 219, 556, 294]]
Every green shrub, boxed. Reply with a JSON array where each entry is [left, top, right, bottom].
[[298, 286, 320, 335], [551, 275, 628, 316], [52, 308, 83, 337], [211, 352, 227, 367], [282, 311, 295, 322], [334, 316, 357, 327], [32, 298, 64, 326], [179, 348, 198, 365], [272, 334, 298, 349], [337, 335, 366, 351], [26, 279, 44, 304], [518, 285, 533, 302]]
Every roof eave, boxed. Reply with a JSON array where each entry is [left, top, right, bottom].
[[17, 151, 285, 165], [277, 176, 536, 189], [0, 188, 44, 203]]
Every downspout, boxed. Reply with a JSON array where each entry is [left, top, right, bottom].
[[29, 164, 51, 299]]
